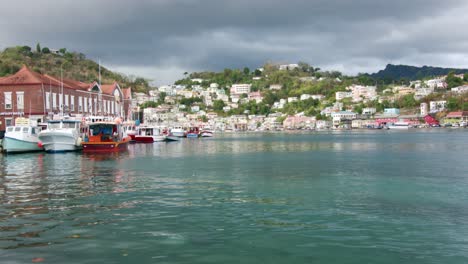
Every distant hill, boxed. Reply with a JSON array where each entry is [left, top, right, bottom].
[[0, 45, 151, 92], [369, 64, 468, 81]]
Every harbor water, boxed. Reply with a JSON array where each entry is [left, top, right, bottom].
[[1, 130, 468, 263]]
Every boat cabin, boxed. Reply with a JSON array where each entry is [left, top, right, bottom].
[[47, 120, 81, 130], [85, 123, 123, 142], [5, 126, 43, 136]]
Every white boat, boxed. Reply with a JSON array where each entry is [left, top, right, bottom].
[[2, 118, 46, 153], [170, 126, 186, 137], [134, 126, 167, 143], [38, 119, 83, 152], [388, 121, 409, 130], [200, 129, 214, 137]]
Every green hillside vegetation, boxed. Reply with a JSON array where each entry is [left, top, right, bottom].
[[173, 62, 468, 116], [0, 45, 151, 93], [370, 64, 468, 82]]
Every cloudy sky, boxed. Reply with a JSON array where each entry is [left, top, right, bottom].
[[1, 0, 468, 85]]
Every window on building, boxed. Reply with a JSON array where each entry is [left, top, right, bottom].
[[52, 93, 57, 110], [5, 118, 13, 127], [59, 94, 63, 110], [89, 98, 92, 113], [16, 92, 24, 110], [94, 98, 97, 114], [4, 92, 12, 109], [78, 96, 82, 112], [46, 92, 51, 110], [64, 94, 69, 110], [70, 95, 75, 111], [84, 97, 87, 113]]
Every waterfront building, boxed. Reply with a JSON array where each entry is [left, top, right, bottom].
[[283, 116, 316, 129], [0, 66, 127, 132], [444, 111, 468, 124]]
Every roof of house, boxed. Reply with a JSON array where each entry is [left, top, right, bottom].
[[101, 82, 120, 95], [446, 111, 468, 118], [0, 65, 66, 87]]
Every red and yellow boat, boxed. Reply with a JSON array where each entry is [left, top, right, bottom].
[[82, 122, 131, 152]]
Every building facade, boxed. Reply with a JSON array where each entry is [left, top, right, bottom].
[[0, 66, 130, 132]]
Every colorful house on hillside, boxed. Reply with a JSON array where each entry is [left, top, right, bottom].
[[444, 111, 468, 124], [424, 115, 440, 126], [0, 65, 130, 132]]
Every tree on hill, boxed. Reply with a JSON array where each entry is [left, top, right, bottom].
[[213, 100, 226, 111], [446, 71, 463, 89], [36, 43, 41, 53]]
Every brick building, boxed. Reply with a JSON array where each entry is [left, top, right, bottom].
[[0, 65, 131, 132]]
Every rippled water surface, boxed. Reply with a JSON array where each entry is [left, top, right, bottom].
[[1, 130, 468, 263]]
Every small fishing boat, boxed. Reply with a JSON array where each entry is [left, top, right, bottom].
[[81, 121, 131, 152], [388, 121, 409, 130], [186, 127, 200, 138], [134, 126, 167, 143], [200, 126, 214, 137], [38, 118, 83, 152], [2, 117, 46, 153], [200, 130, 214, 137], [170, 126, 186, 137]]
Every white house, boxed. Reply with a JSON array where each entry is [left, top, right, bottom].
[[429, 101, 446, 113], [279, 64, 299, 70], [230, 84, 252, 95], [420, 102, 428, 116], [300, 94, 311, 100], [451, 85, 468, 94], [269, 84, 282, 90], [362, 107, 376, 115], [336, 91, 352, 101], [288, 97, 298, 103]]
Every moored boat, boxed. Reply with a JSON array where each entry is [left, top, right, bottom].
[[2, 118, 46, 153], [81, 121, 130, 152], [200, 130, 214, 137], [388, 121, 409, 130], [38, 118, 83, 152], [134, 126, 167, 143], [186, 127, 200, 138], [170, 126, 186, 137]]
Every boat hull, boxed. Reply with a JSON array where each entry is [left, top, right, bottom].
[[186, 133, 199, 138], [2, 137, 43, 153], [200, 132, 213, 137], [38, 133, 81, 152], [82, 139, 130, 152], [171, 131, 185, 137]]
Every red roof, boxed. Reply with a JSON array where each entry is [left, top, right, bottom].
[[101, 82, 119, 95], [0, 65, 60, 86], [446, 111, 468, 118], [0, 65, 91, 91]]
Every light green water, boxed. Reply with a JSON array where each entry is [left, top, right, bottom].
[[1, 130, 468, 263]]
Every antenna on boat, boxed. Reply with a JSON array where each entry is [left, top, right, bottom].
[[61, 65, 64, 117]]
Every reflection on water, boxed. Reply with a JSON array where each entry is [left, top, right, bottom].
[[0, 130, 467, 263]]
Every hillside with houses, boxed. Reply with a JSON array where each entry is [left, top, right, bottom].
[[1, 44, 468, 132], [137, 63, 468, 130]]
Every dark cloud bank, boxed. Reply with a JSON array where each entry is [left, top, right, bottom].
[[1, 0, 467, 84]]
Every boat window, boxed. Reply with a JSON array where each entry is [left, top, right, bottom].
[[49, 123, 60, 129], [6, 127, 13, 132], [15, 127, 21, 132], [23, 127, 29, 133], [32, 128, 36, 134]]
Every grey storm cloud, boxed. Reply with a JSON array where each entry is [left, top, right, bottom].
[[1, 0, 468, 84]]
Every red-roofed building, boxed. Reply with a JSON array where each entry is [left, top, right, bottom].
[[0, 66, 130, 132]]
